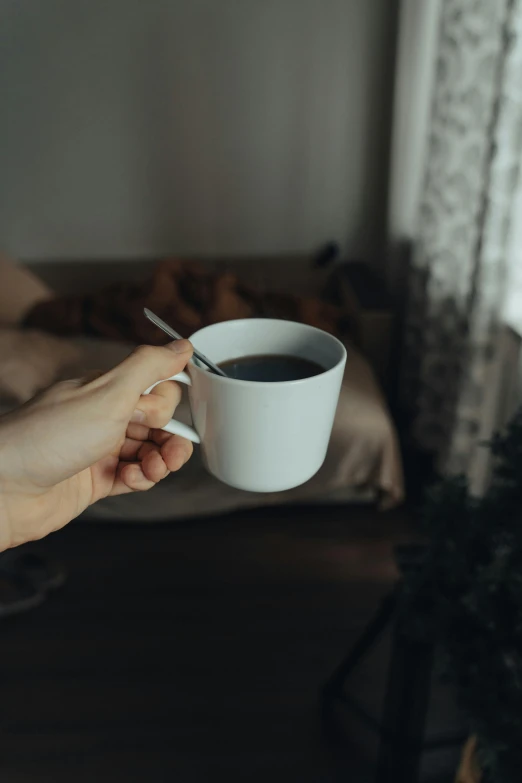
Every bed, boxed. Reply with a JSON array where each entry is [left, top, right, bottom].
[[0, 255, 404, 520]]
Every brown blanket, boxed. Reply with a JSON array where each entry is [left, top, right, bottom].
[[25, 259, 346, 344]]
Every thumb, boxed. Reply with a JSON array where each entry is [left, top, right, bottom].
[[108, 340, 193, 400]]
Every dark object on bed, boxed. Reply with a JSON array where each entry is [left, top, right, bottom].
[[24, 258, 346, 345]]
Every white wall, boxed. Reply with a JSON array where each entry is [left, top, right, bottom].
[[0, 0, 396, 261]]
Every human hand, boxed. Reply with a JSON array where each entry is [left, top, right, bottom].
[[0, 341, 194, 550]]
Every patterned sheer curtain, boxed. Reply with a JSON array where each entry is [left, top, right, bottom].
[[396, 0, 522, 492]]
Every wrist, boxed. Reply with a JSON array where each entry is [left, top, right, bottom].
[[0, 415, 43, 551], [0, 482, 56, 552], [0, 427, 13, 550], [0, 486, 15, 551]]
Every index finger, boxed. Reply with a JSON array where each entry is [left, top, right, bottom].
[[107, 340, 193, 401]]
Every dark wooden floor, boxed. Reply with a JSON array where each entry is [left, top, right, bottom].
[[0, 505, 414, 783]]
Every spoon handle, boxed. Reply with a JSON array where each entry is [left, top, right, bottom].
[[143, 309, 227, 377]]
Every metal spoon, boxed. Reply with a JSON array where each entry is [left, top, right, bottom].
[[144, 308, 227, 377]]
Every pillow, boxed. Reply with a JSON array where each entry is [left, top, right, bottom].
[[0, 328, 80, 405], [0, 253, 53, 326]]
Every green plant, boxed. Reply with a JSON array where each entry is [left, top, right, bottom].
[[403, 409, 522, 783]]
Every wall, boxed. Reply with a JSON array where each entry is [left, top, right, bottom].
[[0, 0, 397, 262]]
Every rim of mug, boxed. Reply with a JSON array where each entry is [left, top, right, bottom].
[[187, 318, 347, 388]]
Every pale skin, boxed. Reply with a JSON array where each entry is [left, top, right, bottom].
[[0, 340, 194, 552]]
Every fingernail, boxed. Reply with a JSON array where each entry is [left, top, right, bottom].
[[167, 339, 192, 354], [131, 408, 146, 423]]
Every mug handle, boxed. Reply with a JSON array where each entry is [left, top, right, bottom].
[[143, 371, 201, 444]]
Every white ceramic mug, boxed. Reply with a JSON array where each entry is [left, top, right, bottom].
[[145, 318, 346, 493]]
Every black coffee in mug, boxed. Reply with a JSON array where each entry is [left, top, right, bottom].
[[219, 354, 325, 382]]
